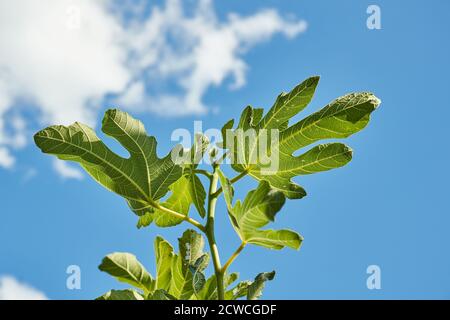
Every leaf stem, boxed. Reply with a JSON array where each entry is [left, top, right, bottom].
[[194, 169, 212, 179], [205, 164, 225, 300], [155, 204, 206, 232], [212, 170, 248, 198], [221, 242, 246, 274]]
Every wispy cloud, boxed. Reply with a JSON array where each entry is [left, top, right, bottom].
[[0, 275, 47, 300], [0, 147, 15, 168], [53, 159, 84, 180], [0, 0, 306, 177], [115, 0, 307, 116]]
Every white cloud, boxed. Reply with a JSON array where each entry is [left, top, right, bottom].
[[53, 159, 84, 180], [0, 0, 306, 177], [0, 0, 130, 175], [118, 0, 307, 116], [0, 275, 48, 300], [0, 147, 15, 168]]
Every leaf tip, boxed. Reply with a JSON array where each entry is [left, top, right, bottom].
[[310, 75, 320, 83], [372, 95, 381, 108], [364, 93, 381, 110], [294, 234, 304, 250]]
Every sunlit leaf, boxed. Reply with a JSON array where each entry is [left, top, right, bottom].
[[147, 289, 177, 300], [222, 77, 380, 198], [98, 252, 154, 294], [154, 236, 175, 291], [96, 289, 144, 300], [229, 181, 302, 250], [34, 109, 183, 215]]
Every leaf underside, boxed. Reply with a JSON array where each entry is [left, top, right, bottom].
[[35, 109, 207, 228], [35, 76, 379, 301], [222, 76, 380, 199]]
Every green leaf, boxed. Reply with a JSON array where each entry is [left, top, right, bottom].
[[179, 229, 206, 266], [218, 119, 235, 149], [152, 176, 202, 227], [134, 135, 208, 228], [229, 181, 302, 250], [199, 272, 240, 300], [217, 168, 234, 212], [154, 236, 175, 291], [34, 109, 183, 213], [136, 212, 153, 229], [225, 280, 252, 300], [247, 271, 275, 300], [134, 175, 206, 228], [181, 133, 209, 218], [98, 252, 154, 294], [97, 234, 211, 300], [188, 173, 207, 218], [189, 254, 209, 295], [258, 76, 319, 130], [223, 272, 274, 300], [96, 289, 144, 300], [225, 272, 239, 287], [147, 289, 177, 300], [222, 77, 380, 199], [196, 274, 218, 300], [182, 133, 210, 171], [169, 229, 208, 299]]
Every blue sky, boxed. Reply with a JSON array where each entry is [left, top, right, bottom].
[[1, 0, 450, 299]]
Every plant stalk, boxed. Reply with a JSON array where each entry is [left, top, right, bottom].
[[205, 165, 225, 300], [222, 242, 246, 274], [155, 203, 206, 232]]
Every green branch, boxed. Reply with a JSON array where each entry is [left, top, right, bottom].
[[205, 164, 225, 300]]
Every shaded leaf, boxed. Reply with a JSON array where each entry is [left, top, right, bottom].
[[136, 212, 153, 229], [196, 274, 218, 300], [199, 272, 241, 300], [179, 229, 205, 266], [225, 280, 252, 300], [189, 254, 209, 295], [247, 271, 275, 300], [169, 229, 208, 299]]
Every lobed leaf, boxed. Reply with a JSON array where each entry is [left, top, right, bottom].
[[221, 77, 380, 199], [134, 135, 208, 228], [227, 180, 302, 250], [34, 109, 184, 218]]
